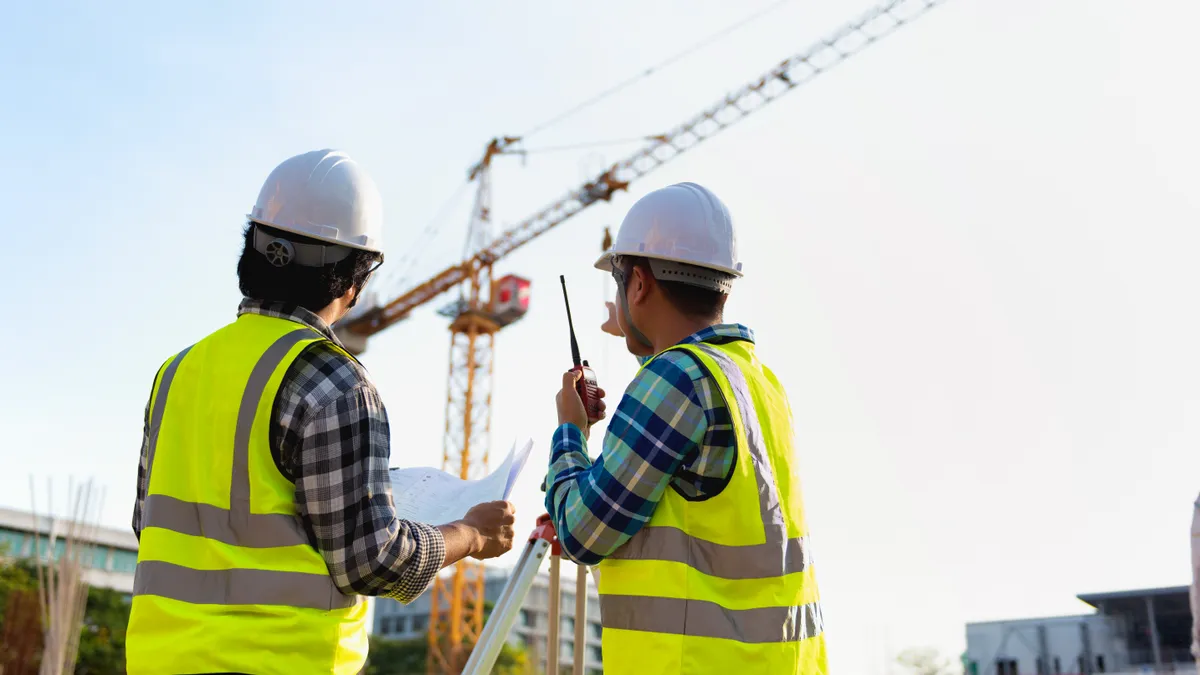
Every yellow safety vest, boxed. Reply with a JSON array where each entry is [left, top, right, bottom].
[[126, 313, 368, 675], [596, 340, 828, 674]]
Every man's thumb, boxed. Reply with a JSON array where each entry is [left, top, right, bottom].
[[563, 370, 580, 388]]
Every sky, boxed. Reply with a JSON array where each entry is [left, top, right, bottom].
[[2, 0, 1199, 671]]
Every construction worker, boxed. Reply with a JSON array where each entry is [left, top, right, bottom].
[[547, 182, 827, 673], [125, 149, 516, 675]]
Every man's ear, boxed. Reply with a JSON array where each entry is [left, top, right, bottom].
[[343, 283, 360, 309], [628, 264, 652, 306]]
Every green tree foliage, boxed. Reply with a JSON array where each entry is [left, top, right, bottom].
[[364, 634, 427, 675], [3, 552, 533, 675], [363, 634, 529, 675], [0, 555, 42, 674], [74, 587, 131, 674], [0, 555, 38, 616], [0, 553, 131, 675]]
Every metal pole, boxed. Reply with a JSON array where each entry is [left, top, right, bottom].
[[461, 538, 551, 675], [463, 515, 560, 675], [1146, 595, 1164, 670], [547, 555, 561, 675], [573, 565, 587, 673]]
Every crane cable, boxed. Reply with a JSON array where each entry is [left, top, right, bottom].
[[517, 135, 660, 155], [374, 1, 795, 303], [372, 180, 471, 296], [518, 0, 797, 140]]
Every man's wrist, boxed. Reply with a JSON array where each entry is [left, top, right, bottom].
[[437, 520, 484, 561], [460, 520, 484, 557], [556, 414, 588, 431]]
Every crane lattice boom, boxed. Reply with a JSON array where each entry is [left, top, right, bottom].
[[339, 0, 946, 340]]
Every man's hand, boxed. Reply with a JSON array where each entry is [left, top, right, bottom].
[[461, 501, 516, 560], [557, 371, 607, 439], [601, 301, 624, 337]]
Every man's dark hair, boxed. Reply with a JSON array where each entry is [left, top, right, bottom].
[[237, 222, 380, 311], [622, 256, 728, 321]]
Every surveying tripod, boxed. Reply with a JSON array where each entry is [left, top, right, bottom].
[[462, 514, 592, 675]]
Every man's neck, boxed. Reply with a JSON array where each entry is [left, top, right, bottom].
[[651, 317, 720, 354], [314, 305, 343, 328]]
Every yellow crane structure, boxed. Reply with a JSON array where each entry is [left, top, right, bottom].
[[333, 0, 949, 671]]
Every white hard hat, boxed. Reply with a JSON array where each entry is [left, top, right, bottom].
[[249, 149, 384, 256], [595, 182, 742, 284]]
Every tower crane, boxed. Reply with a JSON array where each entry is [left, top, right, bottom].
[[333, 0, 950, 672]]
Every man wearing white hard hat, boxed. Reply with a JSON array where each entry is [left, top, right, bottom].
[[124, 150, 516, 675], [546, 182, 827, 673]]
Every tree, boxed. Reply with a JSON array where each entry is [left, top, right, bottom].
[[74, 586, 131, 675], [0, 552, 133, 675], [0, 555, 43, 675], [3, 551, 531, 675], [364, 635, 427, 675], [896, 647, 960, 675], [0, 550, 38, 618], [364, 634, 529, 675], [492, 641, 529, 675]]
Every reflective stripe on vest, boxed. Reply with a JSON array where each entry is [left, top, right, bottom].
[[134, 328, 355, 611], [600, 342, 824, 649], [609, 345, 812, 581], [604, 345, 820, 619], [600, 595, 824, 643]]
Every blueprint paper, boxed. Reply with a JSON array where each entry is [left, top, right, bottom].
[[388, 438, 534, 525]]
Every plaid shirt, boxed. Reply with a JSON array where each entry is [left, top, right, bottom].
[[131, 299, 445, 603], [544, 324, 754, 565]]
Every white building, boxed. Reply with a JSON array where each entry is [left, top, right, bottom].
[[0, 505, 140, 596], [375, 566, 603, 674], [965, 586, 1195, 675]]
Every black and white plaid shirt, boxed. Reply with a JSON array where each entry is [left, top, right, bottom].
[[132, 298, 446, 603]]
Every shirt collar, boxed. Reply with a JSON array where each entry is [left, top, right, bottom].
[[237, 298, 345, 348], [678, 323, 755, 347]]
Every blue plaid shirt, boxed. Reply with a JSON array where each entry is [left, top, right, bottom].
[[544, 324, 754, 565]]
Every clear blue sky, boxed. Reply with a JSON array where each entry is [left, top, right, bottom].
[[3, 1, 1199, 671]]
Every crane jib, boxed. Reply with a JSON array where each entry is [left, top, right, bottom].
[[342, 0, 949, 339]]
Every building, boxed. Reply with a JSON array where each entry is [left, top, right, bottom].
[[965, 586, 1195, 674], [0, 505, 139, 596], [375, 567, 603, 674]]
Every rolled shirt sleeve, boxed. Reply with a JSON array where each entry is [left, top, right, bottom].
[[545, 353, 708, 565], [293, 382, 446, 603]]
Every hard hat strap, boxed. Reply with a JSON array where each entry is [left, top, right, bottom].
[[252, 224, 354, 268]]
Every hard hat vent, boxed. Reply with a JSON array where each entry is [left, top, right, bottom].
[[263, 238, 295, 267]]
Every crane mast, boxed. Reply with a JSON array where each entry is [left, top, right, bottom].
[[331, 1, 951, 672], [424, 160, 497, 675]]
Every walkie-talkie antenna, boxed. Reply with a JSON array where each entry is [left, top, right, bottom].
[[560, 275, 583, 367]]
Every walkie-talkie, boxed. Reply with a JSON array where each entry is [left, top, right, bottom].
[[560, 275, 602, 423]]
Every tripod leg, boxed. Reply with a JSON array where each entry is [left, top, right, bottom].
[[461, 538, 551, 675], [573, 564, 587, 673], [547, 554, 560, 675]]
